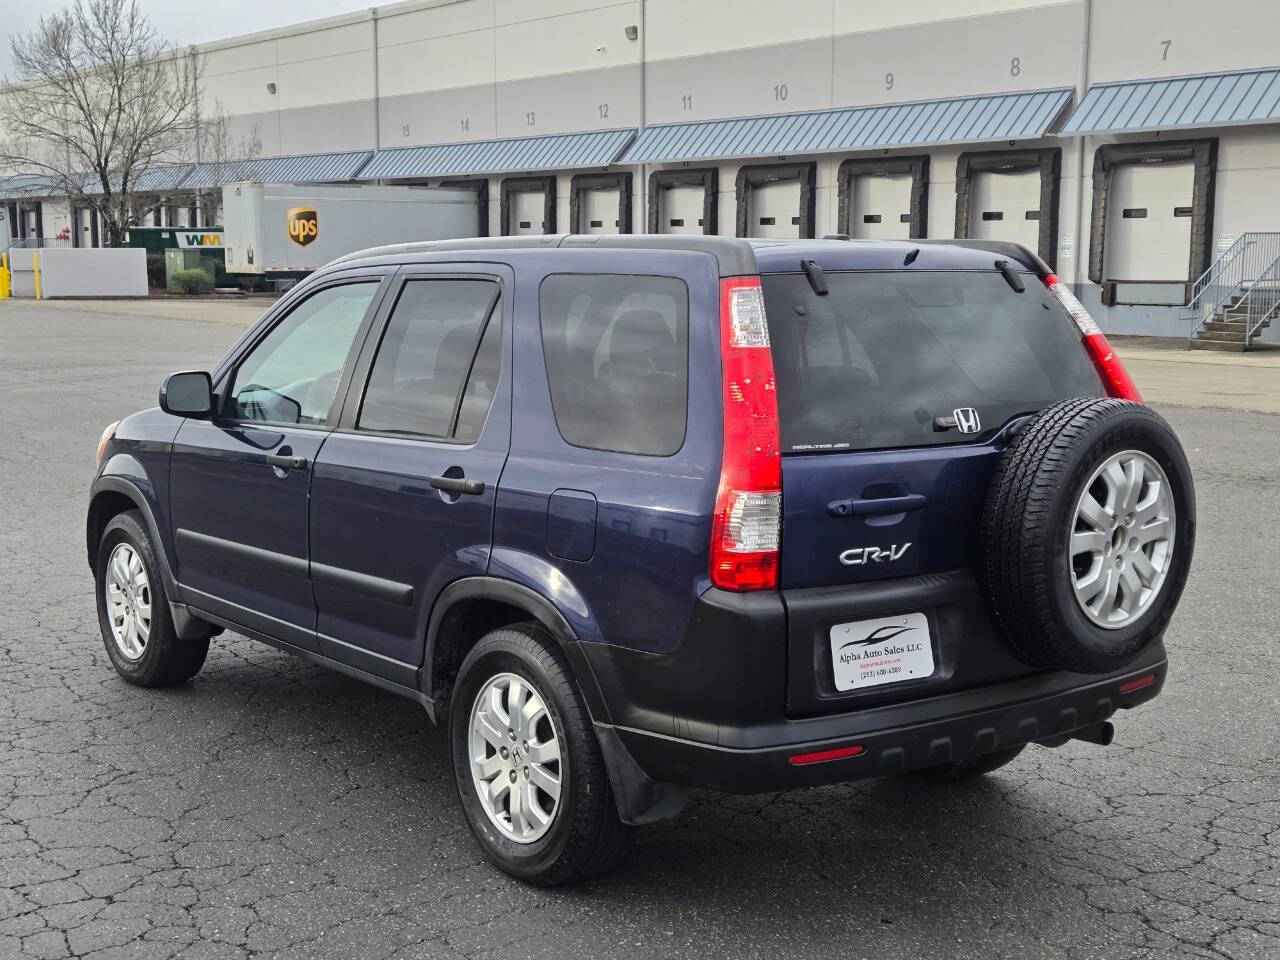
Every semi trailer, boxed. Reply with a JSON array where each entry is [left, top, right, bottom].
[[222, 181, 482, 278]]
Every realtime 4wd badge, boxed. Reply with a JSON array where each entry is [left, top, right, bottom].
[[829, 612, 934, 692], [286, 206, 318, 246]]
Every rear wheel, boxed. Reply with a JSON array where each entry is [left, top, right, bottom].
[[449, 623, 632, 885], [95, 511, 209, 686]]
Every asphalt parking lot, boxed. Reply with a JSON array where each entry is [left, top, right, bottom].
[[1, 300, 1278, 960]]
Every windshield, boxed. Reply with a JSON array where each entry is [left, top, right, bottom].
[[760, 270, 1105, 453]]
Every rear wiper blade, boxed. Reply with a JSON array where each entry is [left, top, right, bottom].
[[995, 259, 1025, 293], [801, 258, 828, 295]]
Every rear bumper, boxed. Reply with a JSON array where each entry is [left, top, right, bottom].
[[596, 655, 1166, 796], [577, 586, 1168, 818]]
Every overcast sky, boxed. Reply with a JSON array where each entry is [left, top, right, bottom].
[[1, 0, 376, 80]]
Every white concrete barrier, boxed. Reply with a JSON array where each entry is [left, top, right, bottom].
[[2, 246, 147, 298], [6, 248, 38, 298], [38, 247, 148, 298]]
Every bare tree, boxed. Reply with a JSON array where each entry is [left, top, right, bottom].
[[194, 99, 263, 228], [0, 0, 201, 246]]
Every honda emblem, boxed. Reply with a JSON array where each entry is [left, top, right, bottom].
[[953, 407, 981, 434]]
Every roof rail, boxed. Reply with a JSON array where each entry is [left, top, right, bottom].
[[331, 233, 760, 277]]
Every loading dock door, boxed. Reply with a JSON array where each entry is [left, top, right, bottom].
[[510, 189, 547, 236], [658, 185, 706, 235], [580, 186, 621, 234], [851, 173, 914, 239], [74, 207, 95, 247], [970, 169, 1041, 249], [1106, 161, 1195, 281], [747, 181, 802, 239]]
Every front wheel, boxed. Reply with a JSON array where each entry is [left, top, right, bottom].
[[449, 623, 632, 885], [95, 510, 209, 686]]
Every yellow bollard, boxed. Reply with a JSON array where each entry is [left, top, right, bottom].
[[33, 250, 41, 300], [0, 251, 9, 299]]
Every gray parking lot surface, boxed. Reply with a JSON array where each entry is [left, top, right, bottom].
[[1, 302, 1278, 960]]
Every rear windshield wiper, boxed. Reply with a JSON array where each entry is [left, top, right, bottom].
[[995, 259, 1025, 293], [801, 259, 828, 296]]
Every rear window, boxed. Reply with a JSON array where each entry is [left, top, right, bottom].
[[761, 270, 1104, 452], [540, 273, 689, 456]]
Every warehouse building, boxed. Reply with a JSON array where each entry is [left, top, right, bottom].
[[4, 0, 1280, 347]]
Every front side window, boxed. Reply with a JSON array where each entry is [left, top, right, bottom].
[[539, 274, 689, 456], [229, 282, 380, 425], [359, 279, 502, 439]]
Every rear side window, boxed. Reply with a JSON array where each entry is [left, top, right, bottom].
[[761, 270, 1104, 452], [539, 274, 689, 456], [359, 279, 500, 438]]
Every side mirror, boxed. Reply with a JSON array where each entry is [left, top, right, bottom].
[[159, 371, 214, 418]]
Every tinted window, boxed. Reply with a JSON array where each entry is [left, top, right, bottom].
[[229, 282, 379, 425], [359, 279, 500, 438], [455, 313, 502, 443], [540, 274, 688, 456], [761, 271, 1104, 452]]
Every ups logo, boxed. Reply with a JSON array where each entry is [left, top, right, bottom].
[[286, 207, 318, 246]]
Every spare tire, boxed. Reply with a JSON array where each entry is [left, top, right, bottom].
[[980, 397, 1195, 674]]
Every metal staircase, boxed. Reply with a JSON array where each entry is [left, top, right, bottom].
[[1185, 232, 1280, 351]]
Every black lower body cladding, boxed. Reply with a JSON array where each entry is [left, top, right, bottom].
[[980, 398, 1195, 674]]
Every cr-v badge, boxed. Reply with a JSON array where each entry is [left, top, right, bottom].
[[839, 543, 912, 566]]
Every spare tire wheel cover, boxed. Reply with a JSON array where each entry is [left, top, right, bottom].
[[979, 397, 1195, 674]]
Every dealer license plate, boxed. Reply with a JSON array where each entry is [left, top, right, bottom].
[[829, 612, 934, 692]]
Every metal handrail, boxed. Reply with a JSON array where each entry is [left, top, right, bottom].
[[1188, 234, 1249, 309], [5, 237, 72, 249], [1184, 231, 1280, 343], [1250, 296, 1280, 342], [1237, 251, 1280, 343]]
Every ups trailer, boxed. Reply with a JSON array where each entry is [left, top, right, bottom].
[[222, 182, 482, 277]]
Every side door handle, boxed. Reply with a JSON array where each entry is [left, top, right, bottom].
[[266, 453, 308, 470], [828, 493, 927, 517], [429, 475, 485, 496]]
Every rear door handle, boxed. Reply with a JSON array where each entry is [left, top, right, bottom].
[[429, 475, 485, 496], [828, 493, 926, 517], [266, 453, 307, 470]]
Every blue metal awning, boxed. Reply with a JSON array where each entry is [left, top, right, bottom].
[[620, 89, 1073, 164], [1061, 68, 1280, 136], [183, 150, 374, 188], [359, 128, 637, 179], [78, 164, 195, 195], [0, 174, 58, 199], [134, 164, 195, 192]]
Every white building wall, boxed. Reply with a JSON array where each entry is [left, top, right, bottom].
[[6, 0, 1280, 340]]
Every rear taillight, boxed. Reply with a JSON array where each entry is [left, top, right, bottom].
[[1044, 274, 1142, 402], [711, 276, 781, 591]]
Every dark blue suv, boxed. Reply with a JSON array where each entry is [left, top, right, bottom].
[[87, 235, 1194, 884]]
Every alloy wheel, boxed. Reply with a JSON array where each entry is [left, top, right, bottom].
[[104, 542, 151, 659], [468, 672, 563, 844], [1068, 449, 1176, 629]]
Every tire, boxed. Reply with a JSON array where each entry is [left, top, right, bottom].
[[980, 397, 1195, 674], [95, 510, 209, 686], [449, 622, 633, 885], [917, 745, 1026, 781]]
